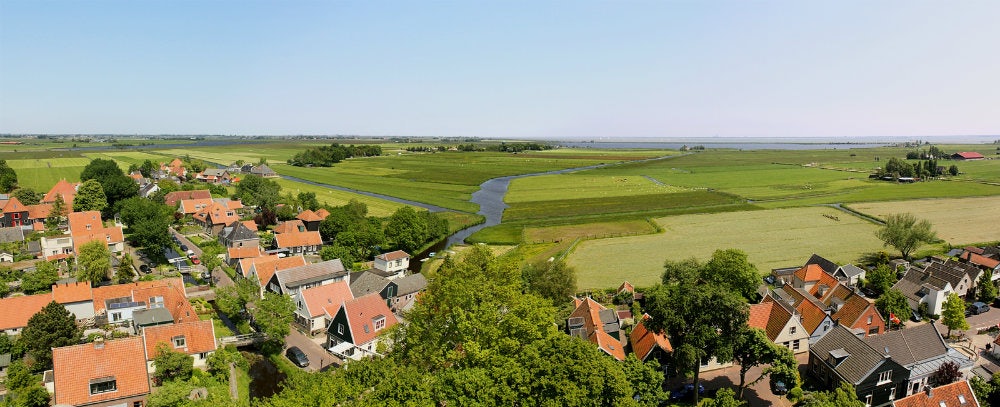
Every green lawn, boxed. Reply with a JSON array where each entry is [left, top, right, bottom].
[[273, 178, 409, 217], [504, 190, 754, 222]]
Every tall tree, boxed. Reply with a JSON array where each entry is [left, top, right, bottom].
[[76, 240, 111, 285], [866, 264, 897, 295], [214, 277, 259, 320], [45, 194, 67, 231], [22, 301, 80, 370], [875, 289, 911, 330], [522, 259, 578, 306], [21, 260, 60, 294], [701, 249, 761, 302], [731, 328, 779, 399], [72, 179, 108, 213], [252, 292, 295, 346], [385, 206, 428, 253], [80, 158, 138, 216], [151, 343, 194, 385], [5, 360, 51, 407], [978, 271, 998, 303], [875, 213, 937, 260], [0, 160, 18, 193], [235, 174, 281, 208], [118, 197, 172, 256], [941, 292, 969, 337], [12, 187, 41, 205], [297, 192, 320, 211], [115, 253, 136, 283]]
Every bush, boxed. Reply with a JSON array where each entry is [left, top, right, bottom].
[[788, 387, 804, 403]]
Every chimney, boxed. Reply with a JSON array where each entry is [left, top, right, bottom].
[[924, 385, 932, 396]]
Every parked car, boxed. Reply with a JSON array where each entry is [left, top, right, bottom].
[[180, 244, 189, 252], [285, 346, 309, 368], [669, 383, 705, 401], [771, 380, 788, 395], [139, 264, 150, 274], [190, 255, 200, 265], [967, 302, 990, 316]]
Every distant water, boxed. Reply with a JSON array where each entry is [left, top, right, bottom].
[[558, 141, 890, 150]]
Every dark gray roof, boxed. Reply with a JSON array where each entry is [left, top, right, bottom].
[[0, 227, 24, 243], [132, 307, 174, 327], [250, 164, 276, 176], [598, 309, 620, 335], [893, 266, 953, 309], [810, 324, 888, 385], [806, 254, 839, 275], [275, 259, 348, 290], [349, 271, 391, 297], [203, 169, 228, 177], [923, 260, 975, 288], [771, 266, 799, 277], [25, 240, 41, 254], [836, 264, 866, 278], [395, 273, 427, 296], [221, 221, 258, 242], [861, 323, 948, 367]]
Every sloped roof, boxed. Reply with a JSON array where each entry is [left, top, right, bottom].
[[142, 320, 217, 360], [251, 256, 308, 288], [53, 281, 93, 303], [296, 210, 323, 222], [630, 315, 672, 361], [775, 286, 830, 333], [794, 264, 842, 298], [349, 271, 391, 298], [953, 152, 985, 159], [164, 190, 211, 207], [806, 254, 839, 275], [193, 201, 240, 226], [0, 197, 25, 214], [274, 231, 322, 248], [893, 380, 980, 407], [395, 273, 427, 296], [242, 220, 259, 231], [836, 264, 866, 278], [315, 208, 330, 219], [925, 260, 978, 288], [589, 329, 626, 361], [274, 259, 347, 291], [749, 301, 794, 341], [617, 281, 634, 294], [824, 285, 881, 328], [91, 278, 185, 314], [376, 250, 410, 262], [238, 255, 280, 278], [227, 246, 262, 261], [862, 323, 949, 367], [968, 253, 1000, 269], [894, 266, 955, 309], [810, 324, 888, 385], [300, 280, 354, 318], [26, 203, 53, 220], [221, 221, 258, 242], [568, 297, 620, 339], [0, 294, 55, 330], [42, 179, 79, 206], [272, 220, 305, 234], [52, 337, 150, 406], [341, 293, 398, 345], [0, 226, 24, 243], [178, 198, 214, 214]]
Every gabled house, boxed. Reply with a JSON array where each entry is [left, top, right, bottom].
[[273, 230, 322, 255], [961, 250, 1000, 275], [42, 179, 79, 208], [164, 190, 211, 207], [218, 220, 259, 249], [177, 198, 214, 215], [892, 380, 980, 407], [68, 211, 124, 254], [893, 266, 956, 316], [54, 281, 96, 321], [267, 259, 349, 297], [791, 264, 841, 300], [630, 314, 672, 365], [809, 325, 910, 407], [863, 323, 973, 397], [161, 158, 186, 177], [923, 259, 980, 298], [748, 301, 810, 354], [296, 210, 323, 232], [52, 337, 151, 407], [25, 203, 54, 227], [294, 280, 354, 335], [141, 320, 217, 371], [350, 270, 428, 313], [226, 246, 263, 266], [91, 278, 196, 326], [138, 182, 159, 198], [821, 285, 886, 337], [326, 293, 399, 361], [0, 196, 29, 228], [566, 297, 625, 361], [0, 295, 57, 335], [194, 169, 231, 184], [250, 164, 278, 178], [806, 253, 841, 276], [244, 255, 308, 296], [373, 250, 410, 280], [767, 287, 836, 343], [834, 264, 868, 287], [272, 220, 306, 234], [193, 200, 243, 235]]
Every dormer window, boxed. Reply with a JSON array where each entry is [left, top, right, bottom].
[[173, 335, 186, 348], [373, 316, 386, 331], [89, 377, 117, 395]]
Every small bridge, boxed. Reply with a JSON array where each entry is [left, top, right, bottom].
[[218, 332, 267, 347]]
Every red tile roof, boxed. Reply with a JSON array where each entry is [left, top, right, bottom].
[[252, 256, 308, 288], [193, 201, 240, 226], [165, 190, 211, 207], [617, 281, 634, 294], [968, 253, 1000, 269], [178, 198, 214, 214], [296, 209, 323, 222], [42, 179, 79, 207], [53, 281, 93, 303], [0, 197, 26, 214], [52, 337, 151, 406], [274, 231, 322, 249], [228, 246, 262, 261], [590, 329, 626, 360], [142, 320, 217, 360], [242, 220, 259, 231], [238, 255, 280, 278], [272, 220, 305, 234], [893, 380, 980, 407], [26, 203, 53, 220], [315, 208, 330, 219], [0, 294, 54, 331], [953, 152, 985, 160], [630, 315, 672, 361], [794, 264, 841, 298], [376, 250, 410, 262], [301, 280, 354, 318], [132, 285, 198, 324], [341, 293, 398, 346], [91, 278, 186, 314]]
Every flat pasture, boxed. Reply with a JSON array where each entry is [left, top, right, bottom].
[[523, 219, 657, 243], [505, 174, 685, 203], [848, 197, 1000, 244], [566, 207, 883, 289], [503, 190, 753, 222], [272, 178, 408, 217]]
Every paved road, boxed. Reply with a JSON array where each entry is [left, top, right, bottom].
[[688, 352, 807, 407], [284, 329, 343, 372], [170, 227, 204, 257]]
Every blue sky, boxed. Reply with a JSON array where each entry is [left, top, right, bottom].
[[1, 1, 998, 139]]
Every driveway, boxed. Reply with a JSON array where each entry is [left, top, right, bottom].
[[284, 329, 343, 372], [170, 227, 204, 257], [693, 352, 808, 407]]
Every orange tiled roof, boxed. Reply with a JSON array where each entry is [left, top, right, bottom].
[[301, 280, 354, 318], [238, 255, 280, 278], [296, 210, 323, 222], [794, 264, 841, 298], [341, 293, 398, 346], [893, 380, 980, 407], [142, 320, 217, 360], [274, 231, 322, 249], [53, 337, 151, 406], [193, 201, 240, 226], [376, 250, 410, 262], [91, 278, 185, 314], [630, 315, 672, 361], [315, 208, 330, 219], [42, 180, 79, 207], [774, 287, 830, 333], [26, 203, 53, 220], [252, 256, 308, 288], [164, 190, 211, 207], [272, 220, 305, 234], [589, 329, 626, 361], [0, 294, 54, 330], [969, 253, 1000, 269], [178, 198, 214, 215], [228, 246, 262, 260], [617, 281, 634, 294], [0, 197, 26, 214], [242, 220, 259, 232], [53, 281, 93, 303], [132, 284, 198, 324]]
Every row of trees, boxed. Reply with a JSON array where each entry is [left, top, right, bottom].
[[876, 157, 958, 179], [286, 143, 383, 167], [318, 201, 449, 265]]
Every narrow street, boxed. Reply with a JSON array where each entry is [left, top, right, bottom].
[[284, 329, 343, 372]]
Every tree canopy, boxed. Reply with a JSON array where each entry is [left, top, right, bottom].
[[941, 292, 969, 337], [76, 240, 111, 285], [286, 143, 383, 167], [978, 271, 998, 303], [234, 174, 281, 208], [152, 343, 194, 385], [73, 179, 108, 213], [0, 160, 18, 193], [866, 264, 897, 296], [79, 158, 138, 215], [522, 259, 578, 306], [21, 260, 60, 294], [875, 213, 937, 260], [12, 187, 41, 205], [22, 301, 80, 370], [118, 197, 173, 256], [251, 292, 295, 346], [875, 289, 911, 330]]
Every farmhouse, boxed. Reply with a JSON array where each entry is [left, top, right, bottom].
[[566, 297, 625, 361], [952, 152, 985, 160], [862, 323, 972, 397], [748, 301, 810, 354], [164, 190, 212, 207], [294, 280, 354, 335]]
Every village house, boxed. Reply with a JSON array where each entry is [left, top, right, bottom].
[[249, 164, 278, 178], [373, 250, 411, 279], [296, 210, 323, 232], [273, 230, 322, 255], [764, 290, 837, 344], [809, 325, 910, 407], [42, 179, 79, 207], [192, 200, 244, 235], [294, 280, 354, 336], [326, 293, 398, 361], [0, 196, 29, 228], [748, 301, 810, 354], [349, 270, 427, 313], [141, 320, 217, 371], [892, 259, 980, 316], [272, 220, 306, 234], [194, 168, 231, 184], [566, 297, 625, 361], [243, 255, 309, 296], [68, 211, 125, 255], [862, 323, 973, 397], [630, 314, 672, 366], [266, 259, 349, 297], [51, 337, 151, 407], [161, 158, 187, 177], [820, 285, 886, 336], [892, 380, 981, 407], [833, 264, 868, 287], [164, 190, 212, 207], [218, 220, 259, 248]]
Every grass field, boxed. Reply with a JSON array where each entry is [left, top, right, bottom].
[[273, 178, 409, 217], [566, 206, 885, 289], [505, 174, 685, 203], [523, 219, 658, 243], [504, 190, 754, 222], [848, 197, 1000, 245]]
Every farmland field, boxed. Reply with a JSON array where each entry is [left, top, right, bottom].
[[272, 178, 409, 217], [566, 206, 884, 289], [503, 190, 753, 222], [848, 197, 1000, 245]]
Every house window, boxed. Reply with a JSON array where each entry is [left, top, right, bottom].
[[823, 321, 830, 332], [864, 394, 872, 407], [89, 377, 117, 395], [867, 315, 874, 325], [792, 340, 800, 351], [789, 326, 796, 335], [877, 370, 891, 385], [374, 316, 386, 331], [869, 326, 880, 335], [11, 213, 18, 219], [173, 335, 186, 348], [134, 402, 142, 407], [111, 312, 122, 322], [337, 323, 344, 335], [890, 387, 896, 400]]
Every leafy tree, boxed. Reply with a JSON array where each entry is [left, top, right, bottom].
[[319, 200, 367, 241], [875, 289, 911, 330], [80, 158, 124, 181], [319, 244, 356, 266], [214, 277, 259, 320], [701, 248, 761, 302], [732, 328, 779, 399], [978, 271, 998, 303], [152, 343, 194, 384], [6, 360, 50, 407], [199, 242, 226, 276], [0, 160, 18, 193], [45, 194, 67, 231], [876, 213, 937, 260], [21, 260, 60, 294], [5, 360, 37, 392], [80, 158, 138, 216], [969, 374, 1000, 407], [700, 387, 746, 407], [76, 240, 111, 285], [941, 292, 969, 337], [118, 197, 172, 256], [866, 264, 897, 295], [251, 292, 295, 346], [72, 179, 108, 213], [522, 259, 578, 306], [385, 206, 428, 253], [235, 174, 281, 208], [205, 345, 246, 378], [800, 383, 864, 407], [297, 192, 320, 211], [644, 254, 749, 405], [115, 253, 136, 283], [949, 164, 960, 176], [139, 159, 157, 177], [12, 187, 41, 205], [333, 218, 384, 261], [931, 360, 961, 386], [621, 354, 668, 405], [22, 301, 80, 370]]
